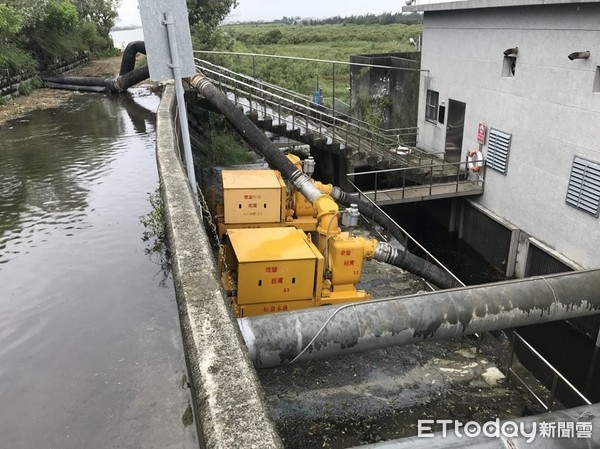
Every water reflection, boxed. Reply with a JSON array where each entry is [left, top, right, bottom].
[[0, 88, 195, 449]]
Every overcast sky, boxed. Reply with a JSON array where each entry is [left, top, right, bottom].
[[117, 0, 450, 27]]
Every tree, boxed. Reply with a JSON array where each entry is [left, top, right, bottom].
[[187, 0, 238, 49], [0, 4, 23, 38], [4, 0, 49, 28], [72, 0, 119, 36]]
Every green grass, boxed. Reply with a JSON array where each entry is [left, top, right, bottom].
[[18, 76, 43, 95], [208, 22, 422, 103], [0, 43, 38, 73]]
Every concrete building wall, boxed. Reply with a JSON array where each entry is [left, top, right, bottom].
[[414, 2, 600, 269], [350, 52, 421, 131]]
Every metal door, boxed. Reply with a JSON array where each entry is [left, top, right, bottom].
[[444, 99, 466, 162]]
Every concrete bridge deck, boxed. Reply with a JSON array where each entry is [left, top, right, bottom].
[[354, 180, 484, 205]]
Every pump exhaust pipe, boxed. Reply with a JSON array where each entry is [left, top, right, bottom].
[[239, 269, 600, 368]]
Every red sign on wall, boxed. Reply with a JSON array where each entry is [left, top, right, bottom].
[[477, 123, 487, 144]]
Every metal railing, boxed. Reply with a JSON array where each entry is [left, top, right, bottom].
[[345, 182, 464, 289], [347, 159, 485, 203], [194, 58, 422, 160], [506, 331, 592, 412]]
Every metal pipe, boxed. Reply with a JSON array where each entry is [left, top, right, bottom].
[[239, 269, 600, 368], [350, 403, 600, 448]]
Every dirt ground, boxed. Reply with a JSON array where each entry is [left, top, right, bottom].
[[0, 56, 123, 125]]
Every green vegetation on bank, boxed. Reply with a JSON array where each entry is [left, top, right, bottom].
[[207, 21, 422, 104], [0, 0, 118, 75]]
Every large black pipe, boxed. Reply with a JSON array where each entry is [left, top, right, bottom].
[[42, 65, 149, 93], [119, 41, 146, 75], [239, 269, 600, 368], [42, 82, 108, 93], [188, 72, 459, 289]]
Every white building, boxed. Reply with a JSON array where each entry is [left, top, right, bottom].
[[404, 0, 600, 278]]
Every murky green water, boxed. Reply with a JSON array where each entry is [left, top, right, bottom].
[[0, 89, 196, 448]]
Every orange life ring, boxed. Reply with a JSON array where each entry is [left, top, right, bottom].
[[467, 150, 484, 173]]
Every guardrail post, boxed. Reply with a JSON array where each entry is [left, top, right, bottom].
[[332, 62, 336, 137], [549, 374, 559, 411], [374, 172, 378, 203], [456, 162, 460, 193], [429, 164, 433, 195], [505, 332, 517, 381], [252, 54, 256, 79]]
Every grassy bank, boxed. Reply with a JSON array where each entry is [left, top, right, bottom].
[[209, 22, 422, 102]]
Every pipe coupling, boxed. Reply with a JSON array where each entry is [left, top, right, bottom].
[[374, 241, 399, 264], [329, 186, 344, 202], [189, 74, 211, 92], [290, 170, 322, 204], [110, 78, 125, 93]]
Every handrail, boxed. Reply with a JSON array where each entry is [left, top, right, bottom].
[[194, 50, 428, 73], [506, 331, 592, 412], [195, 58, 404, 148], [347, 160, 485, 204], [345, 177, 465, 288], [195, 59, 419, 161]]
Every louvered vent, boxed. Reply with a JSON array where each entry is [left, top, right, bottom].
[[486, 128, 512, 174], [566, 157, 600, 217]]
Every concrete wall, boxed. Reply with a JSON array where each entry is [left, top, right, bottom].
[[415, 3, 600, 269], [156, 85, 283, 449], [350, 52, 421, 131]]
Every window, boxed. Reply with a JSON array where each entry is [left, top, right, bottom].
[[566, 157, 600, 217], [502, 56, 517, 77], [486, 128, 512, 175], [425, 90, 439, 122], [594, 66, 600, 92]]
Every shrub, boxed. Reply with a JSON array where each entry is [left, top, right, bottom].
[[18, 75, 42, 95], [0, 3, 22, 38], [0, 43, 37, 73]]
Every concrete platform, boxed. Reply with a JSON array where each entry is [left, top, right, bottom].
[[355, 181, 483, 205]]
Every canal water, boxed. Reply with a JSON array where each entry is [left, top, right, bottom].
[[0, 89, 196, 448]]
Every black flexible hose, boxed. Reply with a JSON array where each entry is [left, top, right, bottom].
[[119, 41, 146, 75], [189, 74, 298, 180], [42, 75, 107, 87], [42, 82, 108, 93], [42, 65, 150, 93]]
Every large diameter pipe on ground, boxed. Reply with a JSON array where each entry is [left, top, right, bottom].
[[42, 65, 150, 93], [352, 403, 600, 448], [188, 72, 459, 289], [239, 269, 600, 368]]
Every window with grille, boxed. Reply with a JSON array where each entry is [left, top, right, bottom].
[[566, 157, 600, 217], [486, 128, 512, 174], [425, 90, 439, 123]]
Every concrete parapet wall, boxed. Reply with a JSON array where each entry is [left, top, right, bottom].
[[156, 84, 283, 449]]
